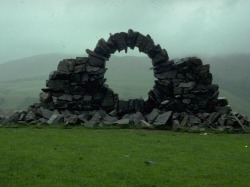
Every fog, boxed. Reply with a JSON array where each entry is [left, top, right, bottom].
[[0, 0, 250, 63]]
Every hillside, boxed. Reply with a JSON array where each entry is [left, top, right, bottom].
[[0, 53, 249, 117]]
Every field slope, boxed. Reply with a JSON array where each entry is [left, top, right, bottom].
[[0, 127, 249, 187]]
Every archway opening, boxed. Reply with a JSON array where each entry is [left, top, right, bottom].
[[104, 49, 155, 100]]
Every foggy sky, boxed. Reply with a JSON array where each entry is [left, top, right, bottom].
[[0, 0, 250, 63]]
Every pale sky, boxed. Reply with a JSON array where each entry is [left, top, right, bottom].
[[0, 0, 250, 63]]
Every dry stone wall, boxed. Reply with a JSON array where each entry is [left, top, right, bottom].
[[3, 30, 249, 132]]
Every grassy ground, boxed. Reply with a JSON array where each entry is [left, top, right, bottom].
[[0, 127, 249, 187]]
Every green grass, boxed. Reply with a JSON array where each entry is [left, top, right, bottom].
[[0, 127, 249, 187]]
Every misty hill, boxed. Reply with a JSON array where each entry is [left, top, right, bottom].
[[0, 53, 249, 117], [0, 54, 79, 82]]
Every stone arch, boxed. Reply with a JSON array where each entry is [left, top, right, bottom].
[[41, 29, 219, 116], [41, 30, 171, 113]]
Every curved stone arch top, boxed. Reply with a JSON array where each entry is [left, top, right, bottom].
[[85, 29, 170, 81]]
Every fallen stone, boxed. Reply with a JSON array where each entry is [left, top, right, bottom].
[[25, 111, 36, 122], [64, 114, 79, 125], [133, 112, 145, 124], [39, 108, 53, 119], [154, 111, 172, 126], [47, 114, 64, 125], [115, 118, 130, 125], [145, 108, 161, 123], [140, 120, 153, 128], [188, 115, 201, 126], [172, 119, 181, 129], [181, 115, 189, 126], [102, 115, 118, 125]]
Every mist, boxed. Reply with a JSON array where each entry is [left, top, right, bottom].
[[0, 0, 250, 63]]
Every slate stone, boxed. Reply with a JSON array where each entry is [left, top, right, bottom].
[[155, 70, 177, 79], [49, 71, 71, 80], [64, 114, 79, 125], [118, 100, 129, 114], [172, 58, 188, 69], [25, 111, 36, 122], [188, 115, 201, 126], [172, 119, 181, 129], [141, 120, 153, 128], [75, 57, 88, 65], [94, 40, 111, 58], [207, 112, 221, 123], [145, 108, 161, 123], [152, 54, 167, 66], [86, 65, 101, 73], [39, 108, 53, 119], [84, 120, 97, 128], [86, 49, 109, 61], [57, 59, 75, 72], [74, 64, 86, 73], [133, 112, 145, 124], [46, 80, 70, 90], [58, 95, 73, 101], [39, 92, 52, 103], [185, 57, 203, 66], [102, 115, 118, 125], [115, 118, 130, 125], [97, 38, 113, 54], [113, 32, 128, 52], [127, 30, 139, 49], [215, 106, 231, 115], [47, 114, 63, 125], [147, 44, 162, 59], [178, 82, 195, 88], [135, 33, 144, 49], [8, 112, 21, 123], [102, 89, 115, 111], [154, 111, 172, 126], [88, 56, 106, 67]]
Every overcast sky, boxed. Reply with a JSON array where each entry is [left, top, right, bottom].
[[0, 0, 249, 63]]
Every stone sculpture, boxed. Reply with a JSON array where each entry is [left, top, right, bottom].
[[3, 30, 249, 132]]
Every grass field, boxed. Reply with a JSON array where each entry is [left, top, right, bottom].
[[0, 127, 249, 187]]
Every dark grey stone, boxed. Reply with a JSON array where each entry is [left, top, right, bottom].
[[133, 112, 145, 124], [86, 49, 109, 61], [115, 118, 130, 125], [154, 111, 172, 126], [57, 59, 75, 72], [39, 92, 52, 103], [172, 119, 181, 129], [155, 70, 177, 79], [74, 64, 86, 73], [88, 56, 106, 67], [102, 115, 118, 125], [47, 114, 63, 125], [25, 111, 36, 122], [188, 115, 201, 126], [178, 82, 195, 88], [8, 112, 21, 123], [145, 108, 161, 123], [39, 108, 53, 119], [46, 80, 70, 90], [58, 95, 73, 102], [64, 114, 79, 125]]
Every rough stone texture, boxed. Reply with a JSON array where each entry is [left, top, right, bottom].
[[154, 111, 172, 126], [48, 114, 63, 125], [4, 30, 249, 132]]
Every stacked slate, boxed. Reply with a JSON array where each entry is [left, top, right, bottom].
[[146, 57, 227, 114], [2, 29, 249, 132]]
